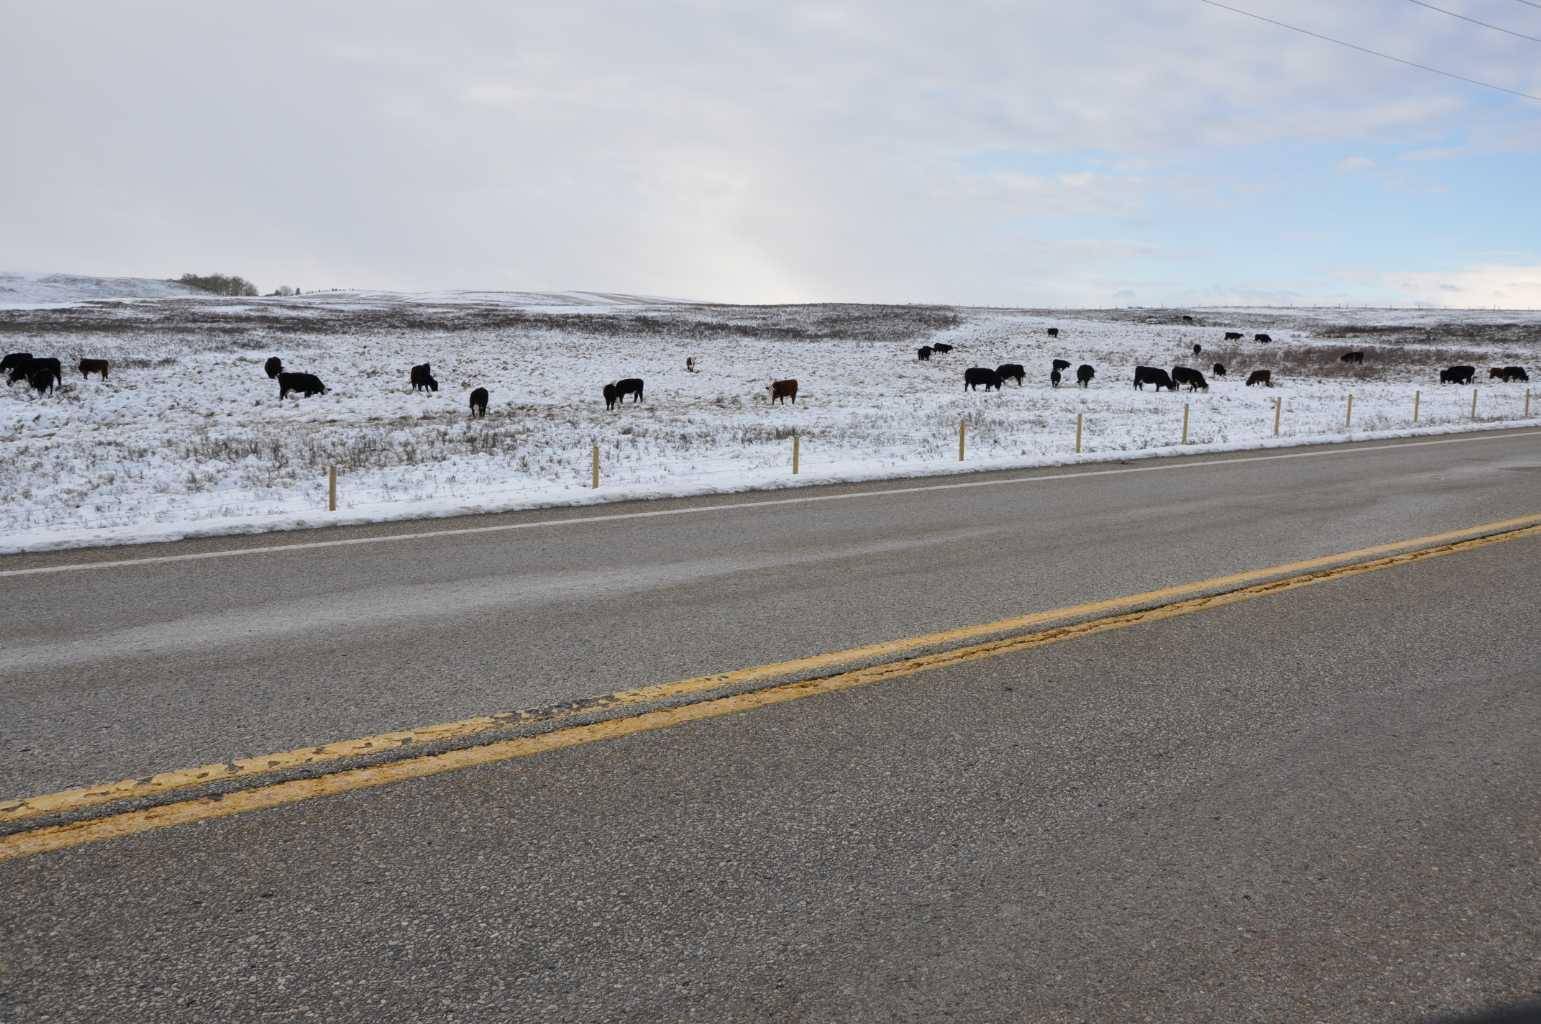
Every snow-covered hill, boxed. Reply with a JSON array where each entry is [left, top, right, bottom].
[[0, 272, 211, 309]]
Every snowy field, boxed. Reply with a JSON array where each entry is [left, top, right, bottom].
[[2, 278, 1538, 552]]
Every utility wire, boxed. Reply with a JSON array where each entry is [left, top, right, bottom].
[[1404, 0, 1541, 43], [1198, 0, 1541, 102], [1508, 0, 1541, 10]]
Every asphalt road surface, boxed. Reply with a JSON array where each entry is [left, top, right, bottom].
[[3, 429, 1539, 1022]]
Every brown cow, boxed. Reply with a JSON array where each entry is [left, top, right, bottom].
[[79, 358, 109, 380], [769, 379, 798, 405]]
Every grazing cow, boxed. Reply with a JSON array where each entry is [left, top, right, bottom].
[[964, 367, 1002, 391], [264, 356, 283, 379], [996, 363, 1025, 386], [1076, 364, 1095, 387], [1050, 368, 1063, 388], [917, 346, 932, 361], [1340, 351, 1365, 364], [1254, 333, 1272, 344], [278, 371, 327, 398], [1134, 366, 1177, 391], [686, 356, 698, 373], [1046, 327, 1060, 338], [1440, 365, 1475, 385], [410, 362, 438, 393], [1246, 370, 1272, 387], [1051, 359, 1071, 373], [1171, 366, 1208, 391], [1182, 315, 1194, 323], [9, 356, 60, 389], [78, 358, 109, 380], [1495, 366, 1529, 383], [769, 379, 798, 404], [1212, 363, 1226, 378], [603, 382, 619, 410], [469, 387, 489, 418], [3, 352, 33, 377], [1192, 343, 1202, 356], [613, 377, 644, 404], [27, 367, 56, 395], [1223, 332, 1243, 342], [931, 343, 954, 354]]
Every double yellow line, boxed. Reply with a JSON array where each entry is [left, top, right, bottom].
[[3, 513, 1538, 863]]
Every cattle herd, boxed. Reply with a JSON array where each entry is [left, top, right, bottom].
[[914, 325, 1527, 398], [0, 324, 1530, 419]]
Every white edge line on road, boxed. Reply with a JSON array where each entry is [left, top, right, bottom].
[[3, 428, 1538, 579]]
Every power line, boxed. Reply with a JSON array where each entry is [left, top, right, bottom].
[[1198, 0, 1541, 102], [1404, 0, 1541, 43], [1508, 0, 1541, 10]]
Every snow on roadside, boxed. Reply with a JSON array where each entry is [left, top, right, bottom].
[[2, 295, 1537, 554]]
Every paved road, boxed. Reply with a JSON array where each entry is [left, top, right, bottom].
[[2, 429, 1538, 796], [2, 429, 1539, 1022]]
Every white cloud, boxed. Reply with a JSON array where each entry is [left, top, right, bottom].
[[1380, 264, 1541, 309], [1335, 156, 1376, 174], [0, 0, 1536, 304]]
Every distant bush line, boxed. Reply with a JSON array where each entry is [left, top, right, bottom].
[[176, 273, 260, 297]]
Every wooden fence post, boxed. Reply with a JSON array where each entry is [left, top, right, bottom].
[[1413, 390, 1420, 424], [792, 433, 800, 475], [1273, 397, 1281, 437], [958, 420, 966, 462], [1471, 388, 1479, 420], [1181, 403, 1190, 445], [1526, 390, 1532, 417], [327, 466, 337, 512], [1075, 412, 1083, 454], [1345, 393, 1353, 429], [591, 444, 600, 489]]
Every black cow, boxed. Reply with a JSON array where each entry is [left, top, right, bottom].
[[612, 378, 644, 405], [469, 387, 489, 418], [10, 357, 60, 389], [1212, 363, 1226, 378], [1076, 364, 1095, 387], [1191, 343, 1202, 356], [1223, 332, 1243, 342], [931, 343, 954, 354], [1440, 365, 1475, 385], [79, 358, 109, 380], [1051, 358, 1070, 372], [2, 352, 33, 376], [1046, 328, 1060, 338], [1171, 366, 1208, 392], [27, 367, 56, 395], [1499, 366, 1528, 383], [1134, 366, 1177, 391], [917, 346, 932, 361], [278, 371, 327, 398], [264, 356, 283, 379], [1340, 351, 1365, 364], [410, 362, 438, 393], [996, 363, 1025, 386], [1050, 369, 1062, 388], [964, 367, 1002, 391], [1182, 315, 1194, 324], [1246, 370, 1272, 387], [1254, 333, 1272, 344]]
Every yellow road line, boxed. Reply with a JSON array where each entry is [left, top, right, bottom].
[[1, 521, 1536, 864], [5, 510, 1541, 826]]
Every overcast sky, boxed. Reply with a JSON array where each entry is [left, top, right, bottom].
[[3, 0, 1539, 306]]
